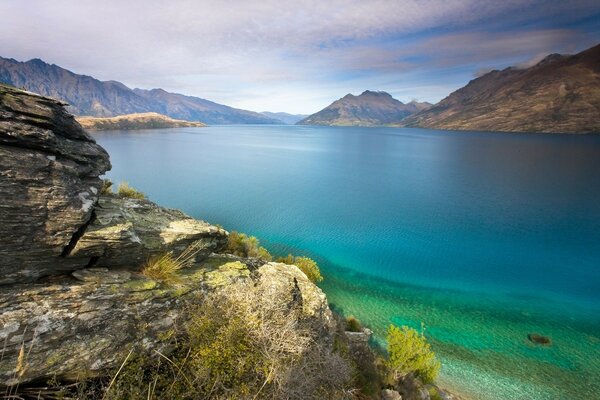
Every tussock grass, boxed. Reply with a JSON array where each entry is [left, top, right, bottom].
[[141, 244, 201, 285], [117, 181, 146, 199]]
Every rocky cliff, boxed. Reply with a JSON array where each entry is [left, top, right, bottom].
[[0, 84, 333, 390]]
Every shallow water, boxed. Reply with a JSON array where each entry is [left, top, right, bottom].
[[95, 125, 600, 399]]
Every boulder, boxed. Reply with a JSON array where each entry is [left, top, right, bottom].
[[0, 84, 110, 284], [67, 195, 228, 269], [0, 258, 332, 386]]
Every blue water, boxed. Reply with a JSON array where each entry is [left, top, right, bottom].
[[95, 126, 600, 399]]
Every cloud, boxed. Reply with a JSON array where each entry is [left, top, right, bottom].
[[0, 0, 598, 113]]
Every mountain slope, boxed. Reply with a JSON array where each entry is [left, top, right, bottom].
[[260, 111, 307, 124], [0, 57, 279, 125], [401, 43, 600, 133], [76, 112, 206, 130], [297, 90, 431, 126]]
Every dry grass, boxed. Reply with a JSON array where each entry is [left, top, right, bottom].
[[117, 182, 146, 199], [141, 244, 201, 285]]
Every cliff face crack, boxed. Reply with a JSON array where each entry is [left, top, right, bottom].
[[60, 210, 96, 257]]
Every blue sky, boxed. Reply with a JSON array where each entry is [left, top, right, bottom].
[[1, 0, 599, 114]]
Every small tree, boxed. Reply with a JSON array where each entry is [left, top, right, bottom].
[[386, 324, 440, 383]]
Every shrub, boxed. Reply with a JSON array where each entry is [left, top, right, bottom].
[[225, 231, 272, 261], [345, 316, 362, 332], [141, 244, 201, 285], [117, 181, 146, 199], [386, 324, 440, 384], [277, 254, 323, 283], [97, 281, 353, 399]]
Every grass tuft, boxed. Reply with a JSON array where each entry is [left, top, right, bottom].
[[141, 244, 201, 285], [117, 181, 146, 199]]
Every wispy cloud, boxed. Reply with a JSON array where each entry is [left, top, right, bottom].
[[0, 0, 598, 113]]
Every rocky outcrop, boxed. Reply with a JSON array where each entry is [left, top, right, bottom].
[[0, 86, 335, 389], [0, 257, 333, 386], [0, 84, 226, 285], [67, 195, 228, 269], [0, 84, 110, 284]]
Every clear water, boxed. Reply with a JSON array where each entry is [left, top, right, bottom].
[[94, 126, 600, 400]]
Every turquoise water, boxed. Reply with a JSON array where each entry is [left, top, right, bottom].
[[95, 126, 600, 399]]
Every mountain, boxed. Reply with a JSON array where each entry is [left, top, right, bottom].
[[0, 56, 280, 125], [260, 111, 308, 124], [297, 90, 431, 126], [76, 112, 206, 130], [401, 43, 600, 133]]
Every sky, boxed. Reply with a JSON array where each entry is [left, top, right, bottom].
[[1, 1, 599, 114]]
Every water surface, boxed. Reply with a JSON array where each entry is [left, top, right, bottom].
[[95, 125, 600, 400]]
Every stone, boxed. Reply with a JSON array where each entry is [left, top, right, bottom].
[[67, 195, 228, 269], [345, 327, 373, 345], [382, 389, 403, 400], [0, 84, 110, 284], [0, 258, 333, 386]]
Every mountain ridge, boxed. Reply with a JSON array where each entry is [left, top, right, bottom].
[[0, 56, 281, 125], [400, 43, 600, 133]]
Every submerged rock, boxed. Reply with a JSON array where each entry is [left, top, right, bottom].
[[528, 333, 552, 345]]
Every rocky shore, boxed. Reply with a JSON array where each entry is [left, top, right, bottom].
[[0, 84, 333, 388], [1, 83, 458, 399]]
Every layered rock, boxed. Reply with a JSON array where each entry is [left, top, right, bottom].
[[0, 84, 110, 284], [0, 257, 333, 386], [67, 195, 228, 269]]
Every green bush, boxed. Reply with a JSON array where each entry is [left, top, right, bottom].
[[276, 254, 323, 283], [386, 324, 440, 383], [225, 231, 272, 261], [117, 181, 146, 199], [345, 316, 362, 332]]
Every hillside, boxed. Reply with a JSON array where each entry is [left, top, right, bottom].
[[76, 112, 206, 130], [297, 90, 431, 126], [401, 43, 600, 133], [261, 111, 308, 124], [0, 57, 280, 125]]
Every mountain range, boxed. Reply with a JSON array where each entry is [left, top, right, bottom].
[[2, 43, 599, 133], [297, 90, 431, 126], [0, 57, 280, 125], [401, 44, 600, 133]]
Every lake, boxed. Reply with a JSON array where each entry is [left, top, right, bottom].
[[95, 125, 600, 400]]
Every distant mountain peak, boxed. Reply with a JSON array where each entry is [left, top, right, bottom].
[[297, 90, 430, 126]]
